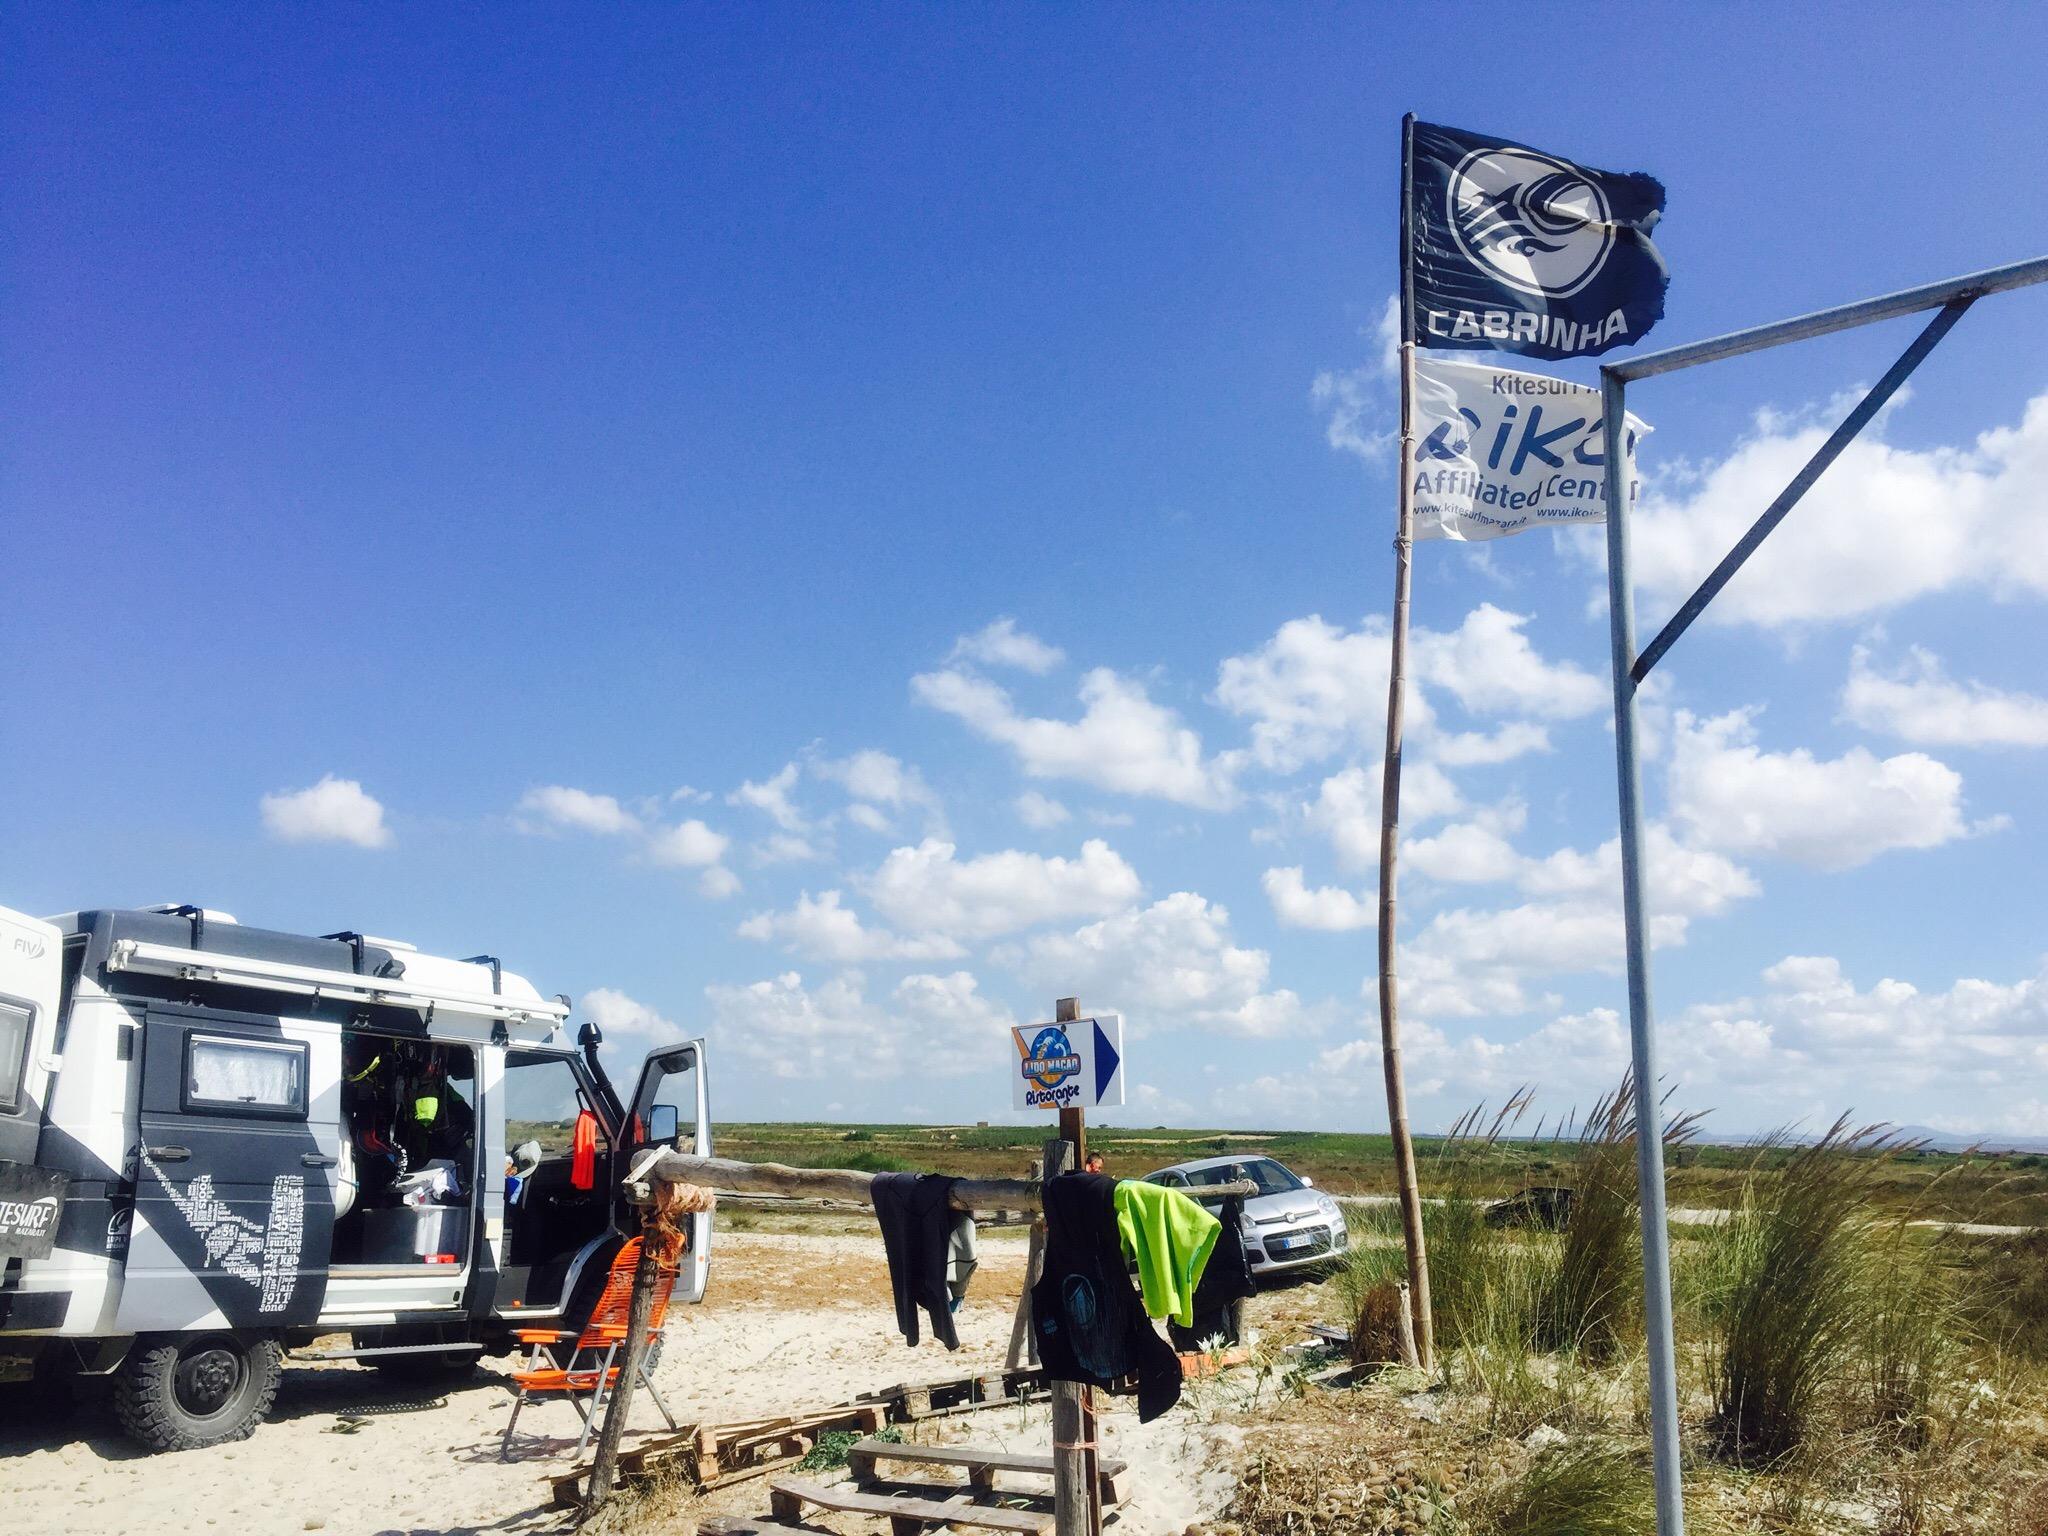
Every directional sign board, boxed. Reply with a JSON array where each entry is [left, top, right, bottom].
[[1010, 1013, 1124, 1111]]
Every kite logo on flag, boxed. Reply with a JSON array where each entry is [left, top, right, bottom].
[[1406, 120, 1667, 361], [1448, 147, 1614, 299]]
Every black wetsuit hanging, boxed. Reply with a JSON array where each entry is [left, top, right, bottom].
[[1168, 1193, 1256, 1350], [873, 1172, 963, 1350], [1030, 1171, 1182, 1421]]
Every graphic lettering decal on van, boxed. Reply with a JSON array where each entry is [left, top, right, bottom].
[[139, 1148, 305, 1314]]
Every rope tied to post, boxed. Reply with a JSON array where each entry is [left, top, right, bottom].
[[628, 1148, 717, 1261]]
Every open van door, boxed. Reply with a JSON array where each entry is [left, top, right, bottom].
[[622, 1041, 711, 1303], [0, 905, 64, 1254]]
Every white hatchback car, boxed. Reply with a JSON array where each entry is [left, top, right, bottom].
[[1143, 1154, 1349, 1278]]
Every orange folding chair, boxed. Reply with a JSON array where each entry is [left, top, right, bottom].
[[500, 1237, 681, 1459]]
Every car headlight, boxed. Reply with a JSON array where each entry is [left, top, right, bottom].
[[1317, 1194, 1340, 1218]]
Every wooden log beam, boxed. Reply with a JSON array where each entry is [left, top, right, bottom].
[[623, 1150, 1254, 1210]]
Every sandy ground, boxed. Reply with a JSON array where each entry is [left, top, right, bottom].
[[1, 1228, 1312, 1536]]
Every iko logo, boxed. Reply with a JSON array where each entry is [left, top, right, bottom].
[[1447, 147, 1613, 299], [1419, 417, 1475, 461]]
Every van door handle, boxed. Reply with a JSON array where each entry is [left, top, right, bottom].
[[301, 1152, 337, 1168], [146, 1145, 191, 1162]]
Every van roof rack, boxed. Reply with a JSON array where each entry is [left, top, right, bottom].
[[104, 938, 569, 1029]]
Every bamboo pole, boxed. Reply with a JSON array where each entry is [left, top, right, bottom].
[[1376, 109, 1435, 1375]]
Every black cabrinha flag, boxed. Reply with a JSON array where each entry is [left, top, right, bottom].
[[1408, 120, 1667, 360]]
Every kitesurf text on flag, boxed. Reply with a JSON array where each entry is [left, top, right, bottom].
[[1411, 357, 1649, 541], [1408, 120, 1668, 361]]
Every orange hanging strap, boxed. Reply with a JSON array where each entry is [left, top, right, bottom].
[[570, 1109, 598, 1191]]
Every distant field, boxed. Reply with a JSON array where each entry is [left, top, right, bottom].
[[710, 1120, 2048, 1226]]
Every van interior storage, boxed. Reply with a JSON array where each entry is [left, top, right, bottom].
[[334, 1033, 478, 1266]]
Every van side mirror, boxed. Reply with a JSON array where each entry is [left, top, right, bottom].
[[646, 1103, 680, 1146]]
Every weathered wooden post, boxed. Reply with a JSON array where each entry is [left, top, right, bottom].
[[1046, 996, 1098, 1536], [580, 1208, 664, 1521]]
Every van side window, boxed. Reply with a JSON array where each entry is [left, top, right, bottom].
[[184, 1034, 307, 1117], [0, 997, 30, 1113], [630, 1050, 697, 1150], [503, 1051, 606, 1157]]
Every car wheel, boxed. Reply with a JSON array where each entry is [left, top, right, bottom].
[[112, 1333, 282, 1452]]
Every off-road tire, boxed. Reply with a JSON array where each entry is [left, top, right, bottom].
[[112, 1333, 282, 1452]]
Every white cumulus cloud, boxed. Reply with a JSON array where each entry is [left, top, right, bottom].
[[737, 890, 963, 964], [1262, 867, 1374, 932], [1305, 762, 1463, 870], [728, 762, 809, 833], [1412, 604, 1607, 720], [697, 865, 742, 900], [517, 785, 641, 837], [914, 665, 1241, 810], [1667, 708, 1986, 871], [948, 618, 1066, 674], [581, 986, 684, 1059], [647, 819, 730, 868], [1395, 822, 1758, 1019], [868, 838, 1141, 941], [704, 969, 1006, 1081], [1623, 390, 2048, 630], [1015, 791, 1071, 829], [1214, 606, 1595, 776], [1002, 892, 1311, 1038], [1843, 644, 2048, 748], [1214, 614, 1414, 772], [260, 776, 392, 849]]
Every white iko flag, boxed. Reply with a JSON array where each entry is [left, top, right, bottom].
[[1412, 357, 1650, 541]]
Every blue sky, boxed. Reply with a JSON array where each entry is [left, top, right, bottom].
[[7, 7, 2048, 1135]]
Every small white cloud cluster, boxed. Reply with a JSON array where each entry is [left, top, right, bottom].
[[705, 968, 1013, 1082], [997, 892, 1310, 1040], [915, 664, 1242, 811], [1213, 605, 1603, 776], [1843, 643, 2048, 748], [517, 784, 737, 897]]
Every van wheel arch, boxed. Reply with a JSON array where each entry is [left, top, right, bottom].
[[111, 1331, 282, 1452]]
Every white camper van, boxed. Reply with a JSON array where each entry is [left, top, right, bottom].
[[0, 902, 712, 1451]]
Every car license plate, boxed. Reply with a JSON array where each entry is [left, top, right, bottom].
[[1278, 1233, 1310, 1250]]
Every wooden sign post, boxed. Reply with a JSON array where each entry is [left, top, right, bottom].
[[1047, 997, 1098, 1536]]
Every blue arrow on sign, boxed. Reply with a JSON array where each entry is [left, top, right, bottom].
[[1092, 1018, 1120, 1103]]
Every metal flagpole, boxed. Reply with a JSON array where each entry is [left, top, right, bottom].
[[1599, 374, 1684, 1536], [1589, 251, 2048, 1536], [1376, 110, 1435, 1374]]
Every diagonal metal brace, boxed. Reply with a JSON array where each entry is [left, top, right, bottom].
[[1630, 294, 1976, 684]]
